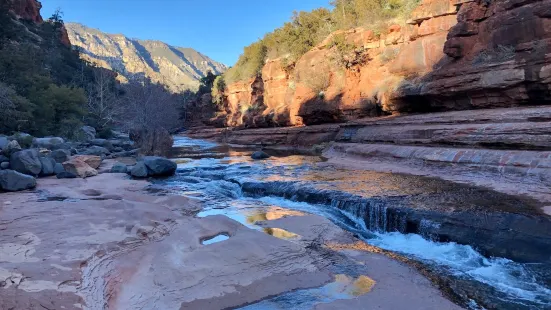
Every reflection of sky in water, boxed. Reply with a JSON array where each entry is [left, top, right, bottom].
[[239, 274, 375, 310], [201, 234, 230, 245]]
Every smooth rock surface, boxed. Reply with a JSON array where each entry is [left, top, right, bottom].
[[130, 162, 148, 178], [251, 151, 271, 160], [62, 159, 98, 178], [33, 137, 65, 149], [10, 149, 42, 176], [39, 156, 56, 176], [110, 163, 128, 174], [72, 155, 102, 169], [142, 156, 177, 176], [80, 146, 110, 156], [51, 149, 71, 163], [0, 169, 36, 191], [0, 162, 9, 169], [54, 163, 65, 174]]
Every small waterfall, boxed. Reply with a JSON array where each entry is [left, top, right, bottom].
[[331, 199, 408, 234]]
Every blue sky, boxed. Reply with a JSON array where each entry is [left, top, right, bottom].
[[41, 0, 331, 66]]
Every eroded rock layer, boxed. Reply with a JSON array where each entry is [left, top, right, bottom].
[[211, 0, 551, 128]]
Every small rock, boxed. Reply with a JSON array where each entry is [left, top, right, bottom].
[[91, 139, 114, 150], [72, 155, 102, 169], [110, 163, 128, 174], [33, 137, 65, 150], [10, 149, 42, 176], [54, 163, 65, 174], [79, 146, 110, 156], [56, 171, 77, 179], [62, 159, 98, 178], [251, 151, 271, 160], [1, 162, 9, 169], [143, 156, 177, 176], [4, 140, 22, 156], [39, 157, 56, 176], [130, 162, 148, 178], [0, 155, 8, 163], [0, 136, 8, 151], [50, 149, 71, 163], [0, 170, 37, 191]]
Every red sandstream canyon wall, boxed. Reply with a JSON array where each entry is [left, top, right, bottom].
[[210, 0, 551, 128]]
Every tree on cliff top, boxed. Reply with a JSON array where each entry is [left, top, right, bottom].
[[222, 0, 421, 85]]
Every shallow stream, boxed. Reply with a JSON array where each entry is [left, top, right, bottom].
[[153, 137, 551, 310]]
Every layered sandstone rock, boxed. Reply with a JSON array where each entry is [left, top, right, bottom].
[[213, 0, 551, 128], [7, 0, 43, 23]]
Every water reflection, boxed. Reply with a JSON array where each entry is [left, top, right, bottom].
[[201, 234, 230, 245], [239, 274, 376, 310], [262, 228, 299, 240]]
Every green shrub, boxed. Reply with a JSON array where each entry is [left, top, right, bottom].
[[222, 0, 422, 85]]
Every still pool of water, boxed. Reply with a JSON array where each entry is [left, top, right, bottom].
[[158, 136, 551, 309]]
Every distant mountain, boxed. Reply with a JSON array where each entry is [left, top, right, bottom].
[[66, 23, 227, 92]]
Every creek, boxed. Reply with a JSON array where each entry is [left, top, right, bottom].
[[153, 136, 551, 310]]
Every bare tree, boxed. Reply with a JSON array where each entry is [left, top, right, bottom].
[[119, 77, 182, 156], [86, 69, 121, 132], [119, 77, 181, 133]]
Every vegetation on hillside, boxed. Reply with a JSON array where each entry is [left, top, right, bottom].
[[0, 4, 183, 138], [222, 0, 421, 84]]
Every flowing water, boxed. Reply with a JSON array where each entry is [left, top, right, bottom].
[[154, 136, 551, 310]]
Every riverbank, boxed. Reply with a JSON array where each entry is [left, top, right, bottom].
[[186, 106, 551, 215], [0, 159, 463, 309]]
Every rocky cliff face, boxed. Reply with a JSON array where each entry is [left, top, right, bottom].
[[213, 0, 551, 128], [66, 23, 227, 92], [6, 0, 43, 23]]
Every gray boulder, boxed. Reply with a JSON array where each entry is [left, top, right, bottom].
[[130, 162, 148, 178], [1, 162, 9, 170], [54, 163, 65, 174], [0, 136, 8, 151], [143, 156, 177, 176], [77, 126, 96, 142], [91, 139, 114, 150], [80, 146, 110, 156], [39, 157, 56, 176], [56, 171, 77, 179], [251, 151, 271, 160], [110, 163, 128, 174], [10, 149, 42, 176], [4, 140, 22, 156], [0, 170, 36, 191], [51, 149, 71, 163], [33, 137, 65, 150]]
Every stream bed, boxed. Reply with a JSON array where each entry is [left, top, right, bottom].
[[153, 137, 551, 310]]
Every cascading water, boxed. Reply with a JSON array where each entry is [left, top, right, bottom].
[[159, 136, 551, 309]]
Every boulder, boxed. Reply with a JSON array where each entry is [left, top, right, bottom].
[[51, 149, 71, 163], [143, 156, 177, 176], [110, 163, 128, 174], [91, 139, 114, 150], [10, 149, 42, 176], [12, 133, 33, 148], [80, 146, 110, 156], [4, 140, 22, 156], [39, 157, 56, 176], [0, 155, 8, 163], [130, 162, 148, 178], [0, 170, 36, 191], [56, 171, 77, 179], [33, 137, 65, 150], [1, 162, 9, 169], [251, 151, 271, 160], [72, 155, 102, 169], [54, 163, 65, 174], [62, 159, 98, 178], [0, 136, 8, 151], [77, 126, 96, 141], [132, 127, 173, 157]]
